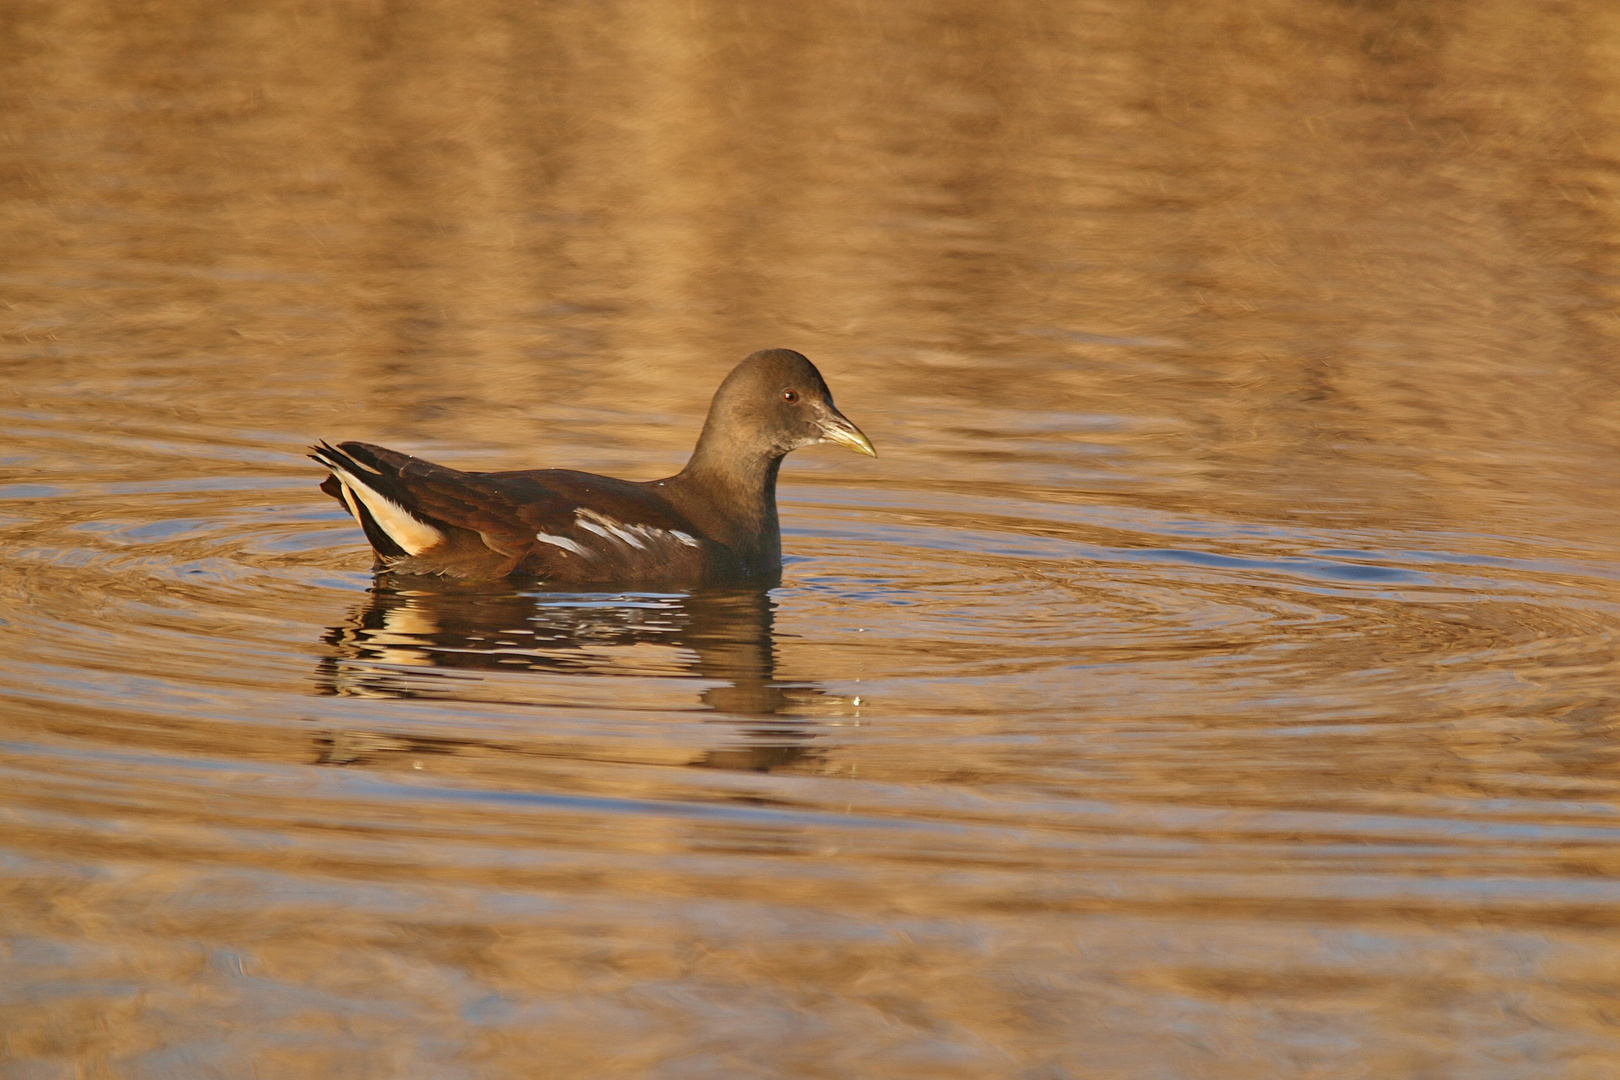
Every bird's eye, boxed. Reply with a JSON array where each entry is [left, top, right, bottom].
[[782, 389, 799, 403]]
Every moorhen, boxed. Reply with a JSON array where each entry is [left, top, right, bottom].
[[311, 348, 875, 584]]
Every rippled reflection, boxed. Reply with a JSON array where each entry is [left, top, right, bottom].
[[315, 583, 833, 771]]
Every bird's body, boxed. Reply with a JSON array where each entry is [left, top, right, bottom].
[[312, 349, 874, 585]]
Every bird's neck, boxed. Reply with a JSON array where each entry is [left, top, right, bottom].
[[669, 449, 784, 573]]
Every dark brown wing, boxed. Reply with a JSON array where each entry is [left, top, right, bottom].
[[491, 469, 719, 582], [314, 442, 717, 583]]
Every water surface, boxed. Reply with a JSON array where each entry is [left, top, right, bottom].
[[4, 1, 1620, 1077]]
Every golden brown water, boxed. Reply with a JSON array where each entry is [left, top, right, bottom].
[[4, 1, 1620, 1076]]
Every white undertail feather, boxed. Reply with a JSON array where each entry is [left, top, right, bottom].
[[336, 485, 363, 525], [326, 465, 446, 556]]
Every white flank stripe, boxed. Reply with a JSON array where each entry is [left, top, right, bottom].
[[570, 509, 698, 551], [609, 524, 647, 549], [535, 533, 591, 558], [576, 509, 648, 550], [329, 466, 445, 556]]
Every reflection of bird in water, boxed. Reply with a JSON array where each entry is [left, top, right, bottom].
[[311, 584, 857, 773]]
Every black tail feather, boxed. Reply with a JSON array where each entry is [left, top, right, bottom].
[[310, 442, 412, 560]]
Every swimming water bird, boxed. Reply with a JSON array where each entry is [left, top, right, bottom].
[[311, 349, 875, 584]]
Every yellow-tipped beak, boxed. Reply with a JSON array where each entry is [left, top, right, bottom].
[[818, 407, 877, 457]]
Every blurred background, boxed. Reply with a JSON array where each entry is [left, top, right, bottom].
[[3, 1, 1620, 1077]]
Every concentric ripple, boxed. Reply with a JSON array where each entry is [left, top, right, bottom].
[[4, 422, 1620, 1080]]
